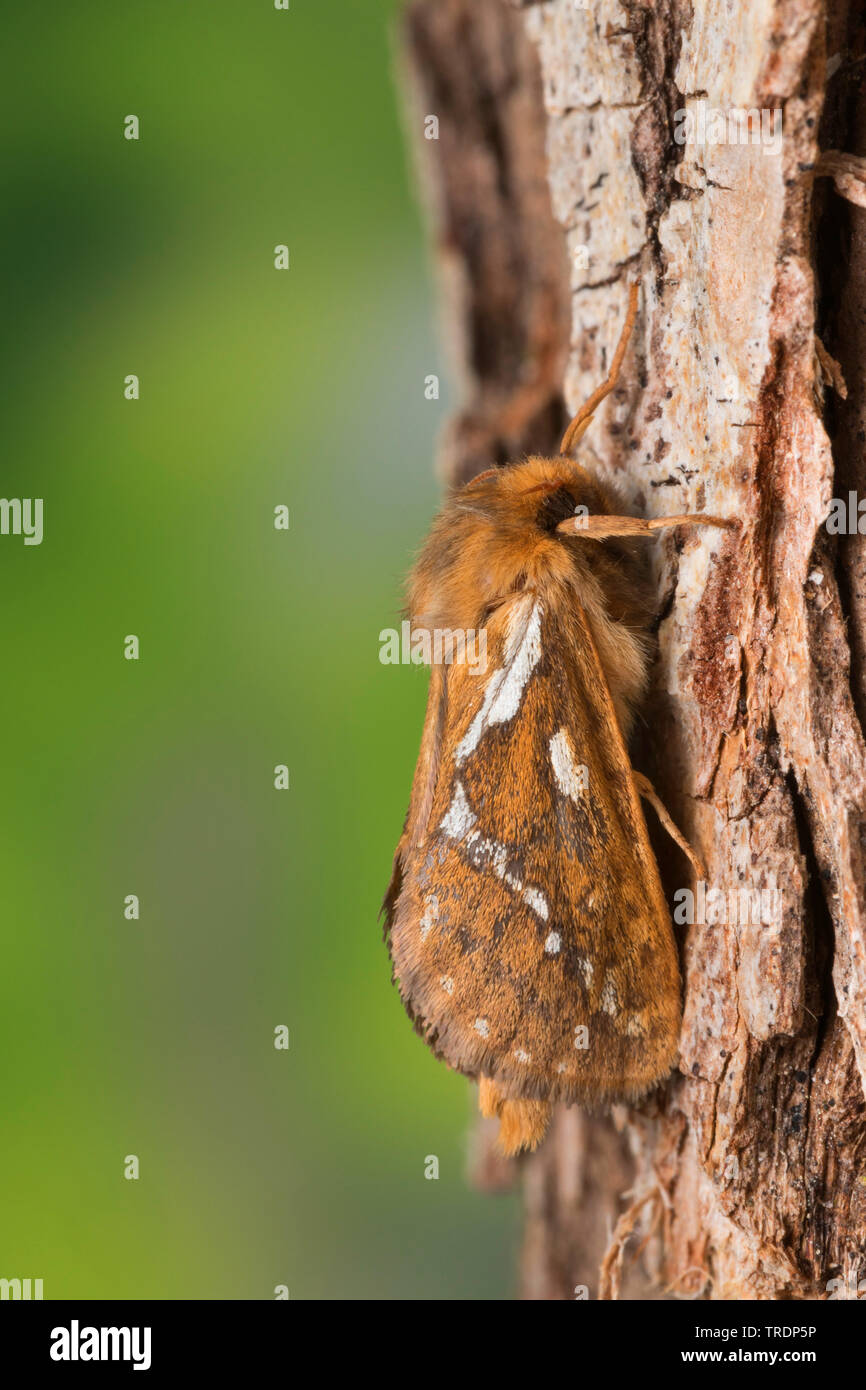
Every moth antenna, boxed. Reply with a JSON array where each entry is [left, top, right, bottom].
[[556, 512, 737, 539], [479, 1076, 551, 1156], [560, 280, 640, 456]]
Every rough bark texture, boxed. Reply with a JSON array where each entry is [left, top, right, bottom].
[[402, 0, 866, 1299]]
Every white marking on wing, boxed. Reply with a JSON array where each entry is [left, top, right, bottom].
[[440, 780, 477, 840], [440, 781, 535, 908], [549, 728, 587, 802], [524, 887, 549, 921], [544, 930, 561, 955], [464, 828, 528, 893], [455, 596, 543, 765], [575, 956, 593, 986], [474, 1017, 490, 1037], [465, 829, 508, 878], [601, 977, 618, 1016], [419, 894, 439, 942]]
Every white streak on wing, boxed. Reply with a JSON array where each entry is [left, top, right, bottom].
[[474, 1017, 489, 1037], [601, 977, 618, 1016], [465, 829, 508, 878], [575, 956, 593, 986], [544, 930, 561, 955], [465, 829, 525, 891], [513, 1048, 531, 1064], [439, 776, 538, 909], [489, 598, 543, 725], [549, 728, 586, 802], [440, 781, 476, 840], [419, 894, 439, 942], [524, 887, 549, 921], [455, 597, 543, 765], [440, 975, 454, 995]]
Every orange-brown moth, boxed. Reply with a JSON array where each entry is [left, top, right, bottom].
[[384, 283, 733, 1156]]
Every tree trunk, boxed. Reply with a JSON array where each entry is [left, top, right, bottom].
[[401, 0, 866, 1300]]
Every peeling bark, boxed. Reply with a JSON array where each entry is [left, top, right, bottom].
[[401, 0, 866, 1299]]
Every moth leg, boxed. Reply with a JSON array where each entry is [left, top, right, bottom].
[[814, 150, 866, 208], [632, 770, 706, 880], [557, 512, 736, 539], [560, 281, 640, 456]]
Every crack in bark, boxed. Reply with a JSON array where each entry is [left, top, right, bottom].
[[625, 0, 694, 282]]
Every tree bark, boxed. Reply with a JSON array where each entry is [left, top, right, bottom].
[[401, 0, 866, 1300]]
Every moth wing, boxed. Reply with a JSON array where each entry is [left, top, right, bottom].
[[385, 590, 681, 1106], [384, 660, 447, 927]]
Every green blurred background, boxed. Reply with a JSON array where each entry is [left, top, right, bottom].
[[0, 1, 518, 1298]]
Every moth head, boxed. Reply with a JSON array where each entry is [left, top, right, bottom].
[[473, 456, 615, 536], [409, 456, 622, 632]]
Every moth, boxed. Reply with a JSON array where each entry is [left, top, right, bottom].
[[384, 283, 732, 1155]]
